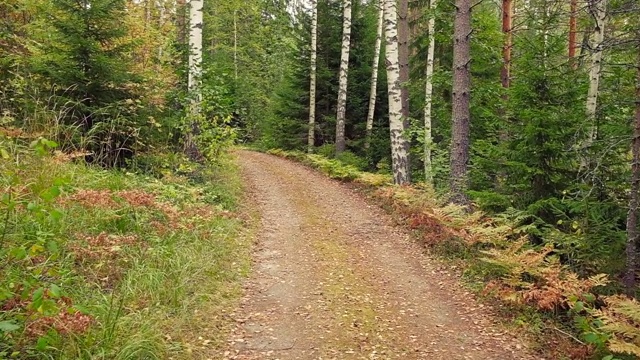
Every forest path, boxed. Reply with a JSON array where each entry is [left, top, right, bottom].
[[224, 150, 536, 360]]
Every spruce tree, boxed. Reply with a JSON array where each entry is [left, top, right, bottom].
[[32, 0, 139, 165]]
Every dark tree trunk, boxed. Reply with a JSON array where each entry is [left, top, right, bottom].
[[501, 0, 512, 88], [569, 0, 578, 69], [176, 0, 187, 45], [450, 0, 472, 206], [624, 48, 640, 294]]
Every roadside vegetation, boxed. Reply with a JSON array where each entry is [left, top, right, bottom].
[[4, 0, 640, 357], [0, 136, 251, 359]]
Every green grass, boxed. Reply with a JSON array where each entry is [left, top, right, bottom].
[[0, 142, 252, 359]]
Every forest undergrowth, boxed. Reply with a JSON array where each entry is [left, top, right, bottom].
[[265, 148, 640, 360], [0, 135, 253, 359]]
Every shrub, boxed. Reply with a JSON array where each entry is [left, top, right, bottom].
[[335, 150, 368, 170]]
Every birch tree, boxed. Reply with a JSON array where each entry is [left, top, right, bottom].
[[308, 0, 318, 152], [423, 0, 437, 184], [184, 0, 203, 160], [335, 0, 352, 155], [450, 0, 472, 205], [585, 0, 608, 146], [398, 0, 410, 129], [365, 3, 384, 150], [383, 0, 410, 185]]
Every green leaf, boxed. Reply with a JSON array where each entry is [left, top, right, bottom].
[[73, 305, 91, 314], [40, 186, 61, 202], [49, 284, 62, 299], [0, 321, 20, 332], [46, 240, 59, 254], [573, 301, 584, 312], [31, 287, 45, 310], [9, 247, 27, 260], [583, 293, 596, 303], [0, 148, 9, 159], [36, 336, 49, 351], [53, 178, 67, 186], [43, 140, 58, 149], [602, 355, 614, 360], [583, 332, 599, 344], [48, 209, 63, 222], [0, 287, 12, 301]]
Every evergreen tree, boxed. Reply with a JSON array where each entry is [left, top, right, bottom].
[[31, 0, 140, 165]]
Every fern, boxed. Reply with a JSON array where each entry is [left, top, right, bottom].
[[594, 296, 640, 356]]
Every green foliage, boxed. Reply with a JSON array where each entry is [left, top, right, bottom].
[[266, 148, 391, 185], [26, 0, 144, 166], [264, 0, 389, 162], [335, 151, 368, 171], [0, 139, 250, 358], [594, 296, 640, 358]]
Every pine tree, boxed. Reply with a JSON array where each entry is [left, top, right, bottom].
[[625, 52, 640, 291], [569, 0, 578, 69], [501, 0, 512, 88], [449, 0, 472, 205]]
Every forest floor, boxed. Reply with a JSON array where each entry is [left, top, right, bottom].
[[220, 150, 539, 360]]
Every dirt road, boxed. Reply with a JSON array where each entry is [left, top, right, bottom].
[[225, 150, 536, 360]]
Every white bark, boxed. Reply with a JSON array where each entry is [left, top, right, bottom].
[[383, 0, 410, 185], [185, 0, 203, 159], [364, 3, 384, 150], [188, 0, 203, 100], [308, 0, 318, 152], [335, 0, 352, 154], [423, 0, 437, 184], [585, 0, 607, 140]]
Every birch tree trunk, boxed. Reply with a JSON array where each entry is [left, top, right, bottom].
[[184, 0, 203, 161], [398, 0, 410, 138], [364, 3, 384, 151], [450, 0, 471, 206], [335, 0, 352, 155], [624, 47, 640, 293], [383, 0, 410, 185], [585, 0, 608, 147], [423, 0, 437, 184], [308, 0, 318, 152]]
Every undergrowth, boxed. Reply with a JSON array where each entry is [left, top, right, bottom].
[[0, 137, 251, 359], [266, 148, 640, 360]]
